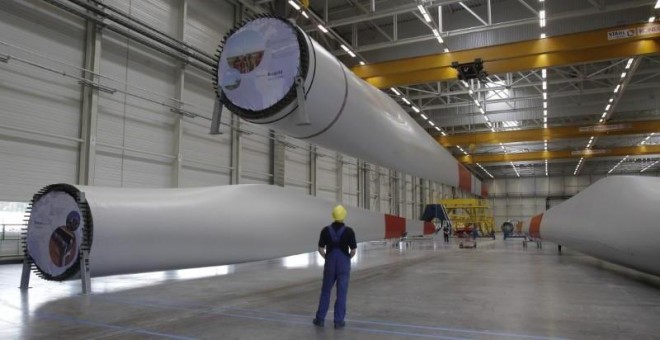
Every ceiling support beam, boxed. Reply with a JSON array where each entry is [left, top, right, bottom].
[[459, 2, 488, 26], [459, 145, 660, 164], [353, 22, 660, 88], [438, 120, 660, 147], [516, 0, 538, 15]]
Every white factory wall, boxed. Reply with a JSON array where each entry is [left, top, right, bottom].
[[315, 146, 339, 202], [485, 175, 607, 229], [0, 1, 84, 200], [0, 0, 471, 225], [342, 156, 359, 207]]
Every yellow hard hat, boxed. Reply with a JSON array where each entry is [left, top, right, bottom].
[[332, 205, 347, 222]]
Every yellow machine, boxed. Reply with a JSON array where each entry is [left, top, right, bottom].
[[438, 198, 495, 237]]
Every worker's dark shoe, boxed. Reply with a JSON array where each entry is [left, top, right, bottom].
[[312, 318, 324, 327], [334, 321, 345, 329]]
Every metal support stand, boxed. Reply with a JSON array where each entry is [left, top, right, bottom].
[[80, 249, 91, 294], [210, 96, 224, 135], [294, 77, 310, 126], [19, 256, 31, 290], [77, 191, 92, 294]]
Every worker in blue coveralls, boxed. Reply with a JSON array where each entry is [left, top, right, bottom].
[[313, 205, 357, 329]]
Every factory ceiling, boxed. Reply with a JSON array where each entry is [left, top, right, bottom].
[[254, 0, 660, 179]]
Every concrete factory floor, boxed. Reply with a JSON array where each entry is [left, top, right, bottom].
[[2, 237, 660, 339]]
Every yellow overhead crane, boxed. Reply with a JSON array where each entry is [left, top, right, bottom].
[[459, 144, 660, 164], [434, 121, 660, 164], [352, 22, 660, 88], [437, 120, 660, 147], [439, 198, 495, 237]]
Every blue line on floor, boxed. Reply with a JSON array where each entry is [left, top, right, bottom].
[[100, 296, 465, 339], [227, 307, 565, 340], [99, 296, 562, 340], [349, 326, 467, 340], [343, 318, 566, 340], [34, 312, 196, 340], [95, 296, 559, 339]]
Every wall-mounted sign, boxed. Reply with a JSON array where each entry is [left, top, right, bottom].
[[579, 123, 631, 133], [607, 28, 636, 40], [637, 24, 660, 36]]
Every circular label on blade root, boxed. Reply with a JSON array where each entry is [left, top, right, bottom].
[[27, 191, 83, 278], [218, 17, 301, 112]]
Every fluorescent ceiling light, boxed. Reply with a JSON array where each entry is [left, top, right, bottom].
[[601, 112, 607, 118], [650, 16, 656, 23], [421, 114, 428, 120], [423, 13, 432, 23], [473, 99, 480, 106], [301, 11, 309, 19], [359, 61, 365, 65], [435, 126, 441, 131], [542, 81, 547, 90], [614, 84, 621, 93], [543, 93, 547, 100], [540, 33, 547, 39], [340, 44, 350, 52], [502, 121, 519, 128], [402, 97, 411, 105], [625, 58, 634, 69], [417, 4, 427, 14], [641, 160, 659, 173], [542, 69, 547, 79], [432, 29, 440, 37], [543, 102, 547, 109], [390, 88, 401, 96], [429, 121, 435, 126], [621, 72, 627, 78], [347, 50, 356, 58], [436, 36, 444, 44], [441, 131, 447, 136], [288, 0, 300, 10], [412, 106, 420, 113], [655, 0, 659, 9], [444, 48, 450, 53], [317, 24, 328, 33], [605, 104, 611, 111]]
